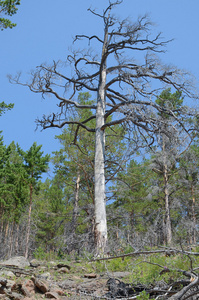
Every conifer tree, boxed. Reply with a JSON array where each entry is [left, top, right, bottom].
[[179, 143, 199, 244], [0, 140, 29, 256], [150, 88, 194, 244], [17, 142, 50, 258], [51, 92, 125, 254], [32, 178, 66, 254], [110, 159, 155, 248]]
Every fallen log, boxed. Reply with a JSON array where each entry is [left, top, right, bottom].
[[0, 264, 35, 276], [89, 247, 199, 262], [168, 270, 199, 300]]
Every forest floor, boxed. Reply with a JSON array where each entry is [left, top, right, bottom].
[[0, 251, 199, 299], [0, 258, 132, 299]]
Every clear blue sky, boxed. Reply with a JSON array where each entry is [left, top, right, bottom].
[[0, 0, 199, 162]]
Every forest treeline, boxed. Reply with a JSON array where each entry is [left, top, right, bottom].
[[0, 90, 198, 260]]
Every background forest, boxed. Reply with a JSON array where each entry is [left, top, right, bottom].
[[1, 0, 199, 261]]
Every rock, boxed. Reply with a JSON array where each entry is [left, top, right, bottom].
[[58, 280, 77, 289], [45, 291, 59, 299], [84, 273, 97, 278], [0, 271, 15, 279], [0, 286, 6, 295], [0, 278, 15, 295], [47, 283, 66, 297], [6, 280, 16, 290], [29, 259, 41, 268], [77, 279, 104, 292], [20, 286, 31, 298], [51, 289, 65, 296], [21, 279, 35, 297], [38, 272, 51, 280], [8, 292, 24, 300], [0, 279, 7, 287], [37, 266, 47, 272], [32, 278, 49, 293], [0, 257, 30, 268], [57, 263, 71, 270], [57, 268, 69, 274]]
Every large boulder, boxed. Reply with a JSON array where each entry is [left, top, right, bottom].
[[0, 256, 30, 268]]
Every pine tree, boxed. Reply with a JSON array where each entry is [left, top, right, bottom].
[[150, 88, 191, 244], [179, 142, 199, 244], [109, 159, 155, 249], [0, 140, 28, 257], [52, 92, 126, 254], [17, 142, 50, 258]]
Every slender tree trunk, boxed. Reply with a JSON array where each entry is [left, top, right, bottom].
[[191, 184, 196, 244], [71, 170, 80, 236], [161, 133, 172, 245], [4, 222, 9, 242], [25, 183, 33, 259], [8, 221, 14, 258], [94, 23, 108, 255], [163, 163, 172, 244], [15, 222, 19, 255], [0, 206, 4, 236]]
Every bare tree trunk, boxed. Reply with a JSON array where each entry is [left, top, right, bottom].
[[25, 183, 33, 259], [71, 170, 80, 236], [191, 184, 196, 244], [4, 222, 9, 242], [94, 23, 108, 255], [163, 163, 172, 244], [15, 222, 19, 255], [8, 221, 15, 258], [161, 132, 172, 245], [0, 204, 4, 234]]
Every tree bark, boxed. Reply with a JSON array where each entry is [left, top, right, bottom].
[[8, 221, 14, 258], [191, 184, 196, 244], [163, 162, 172, 244], [14, 222, 20, 255], [94, 23, 108, 255], [161, 132, 172, 245], [71, 170, 80, 236], [25, 183, 33, 259]]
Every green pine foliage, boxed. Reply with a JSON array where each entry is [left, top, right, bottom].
[[0, 102, 14, 116], [107, 159, 156, 247], [33, 179, 67, 253], [0, 140, 28, 222], [17, 142, 50, 186], [0, 0, 20, 30]]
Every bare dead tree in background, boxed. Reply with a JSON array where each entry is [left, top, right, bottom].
[[10, 0, 198, 255]]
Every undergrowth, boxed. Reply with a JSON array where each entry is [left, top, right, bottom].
[[87, 252, 199, 285], [33, 247, 199, 286]]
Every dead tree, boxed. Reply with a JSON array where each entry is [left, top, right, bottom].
[[10, 0, 198, 254]]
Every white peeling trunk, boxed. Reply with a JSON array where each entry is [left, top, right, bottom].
[[163, 165, 172, 244], [94, 74, 107, 254], [94, 26, 108, 254], [71, 169, 80, 236], [162, 139, 172, 245]]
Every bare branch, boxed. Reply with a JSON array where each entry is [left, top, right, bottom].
[[37, 117, 95, 132], [74, 34, 104, 44]]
